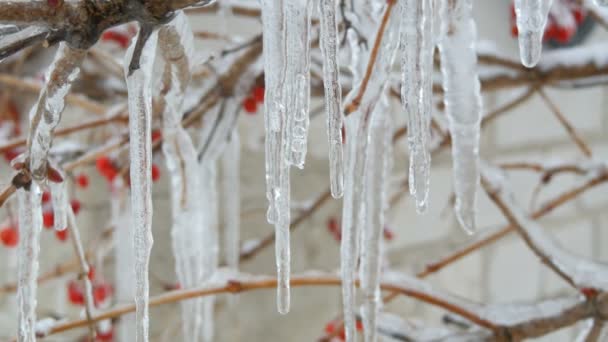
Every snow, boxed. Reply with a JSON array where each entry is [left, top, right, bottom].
[[438, 0, 483, 234], [34, 317, 57, 337], [26, 43, 86, 181], [124, 26, 158, 342], [513, 0, 553, 67], [400, 0, 433, 213], [17, 185, 43, 342], [318, 0, 344, 199]]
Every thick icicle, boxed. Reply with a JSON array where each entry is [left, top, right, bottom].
[[319, 0, 344, 198], [26, 43, 86, 180], [359, 97, 391, 342], [124, 26, 158, 342], [221, 131, 241, 275], [400, 0, 433, 213], [341, 6, 402, 340], [438, 0, 482, 234], [260, 0, 292, 314], [284, 0, 312, 169], [16, 184, 43, 342], [49, 180, 68, 231], [158, 12, 206, 342], [513, 0, 553, 67]]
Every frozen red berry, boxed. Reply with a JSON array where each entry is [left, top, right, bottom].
[[96, 156, 118, 182], [41, 191, 51, 204], [581, 287, 598, 298], [94, 283, 113, 306], [151, 164, 161, 182], [67, 280, 84, 305], [43, 211, 54, 229], [55, 228, 68, 242], [242, 97, 258, 114], [0, 226, 19, 247], [252, 85, 265, 103], [96, 328, 114, 341], [101, 30, 131, 49], [152, 130, 162, 143], [76, 173, 89, 188], [70, 199, 82, 215]]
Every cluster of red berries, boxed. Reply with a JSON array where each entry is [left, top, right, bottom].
[[510, 1, 587, 44], [67, 268, 113, 308], [242, 85, 265, 114], [323, 318, 364, 341], [96, 156, 161, 185], [326, 217, 395, 243]]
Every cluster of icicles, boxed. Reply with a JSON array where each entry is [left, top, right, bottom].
[[9, 0, 604, 341]]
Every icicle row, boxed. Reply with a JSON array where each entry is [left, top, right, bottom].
[[26, 43, 86, 180], [513, 0, 553, 67], [124, 26, 158, 342], [359, 96, 391, 342], [319, 0, 344, 198], [400, 0, 433, 213], [438, 0, 483, 234], [16, 185, 42, 342]]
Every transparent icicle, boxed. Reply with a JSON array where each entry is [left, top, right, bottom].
[[341, 7, 402, 341], [26, 43, 86, 180], [438, 0, 482, 234], [158, 12, 206, 342], [284, 0, 312, 168], [221, 130, 241, 275], [513, 0, 553, 67], [261, 0, 292, 314], [124, 26, 158, 342], [359, 96, 391, 342], [319, 0, 344, 198], [400, 0, 433, 213], [16, 184, 43, 342], [49, 181, 68, 231]]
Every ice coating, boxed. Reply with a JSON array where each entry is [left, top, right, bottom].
[[438, 0, 483, 234], [400, 0, 434, 213], [124, 26, 158, 342], [513, 0, 553, 67]]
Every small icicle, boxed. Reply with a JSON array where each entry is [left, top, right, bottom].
[[16, 184, 43, 342], [319, 0, 344, 198], [49, 180, 68, 231], [26, 43, 86, 180], [284, 0, 312, 169], [124, 25, 158, 342], [400, 0, 433, 213], [359, 96, 391, 342], [513, 0, 553, 67], [438, 0, 483, 234]]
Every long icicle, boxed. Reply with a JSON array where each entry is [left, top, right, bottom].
[[319, 0, 344, 198], [400, 0, 433, 213], [359, 95, 391, 342], [438, 0, 483, 234], [16, 185, 42, 342], [26, 43, 86, 181], [124, 25, 158, 342], [513, 0, 553, 67], [158, 12, 204, 342]]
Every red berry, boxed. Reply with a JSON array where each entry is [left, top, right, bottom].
[[76, 174, 89, 188], [581, 287, 598, 298], [96, 156, 118, 182], [41, 191, 51, 204], [55, 228, 68, 242], [252, 86, 265, 103], [324, 321, 336, 334], [3, 149, 19, 163], [47, 166, 64, 183], [383, 226, 395, 241], [511, 24, 518, 38], [71, 199, 82, 215], [555, 26, 574, 44], [101, 30, 131, 49], [0, 226, 19, 247], [94, 283, 112, 306], [96, 328, 114, 341], [152, 130, 162, 143], [151, 164, 161, 182], [43, 211, 54, 229], [67, 280, 84, 305], [355, 319, 364, 332], [573, 10, 585, 24], [242, 97, 258, 114]]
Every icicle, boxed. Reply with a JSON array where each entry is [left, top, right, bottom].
[[26, 43, 86, 180], [284, 0, 312, 169], [319, 0, 344, 198], [124, 25, 158, 342], [158, 12, 206, 342], [49, 180, 68, 231], [16, 184, 43, 342], [260, 0, 292, 314], [513, 0, 553, 67], [340, 7, 402, 341], [400, 0, 433, 213], [438, 0, 482, 234], [359, 96, 391, 342], [221, 130, 241, 276]]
